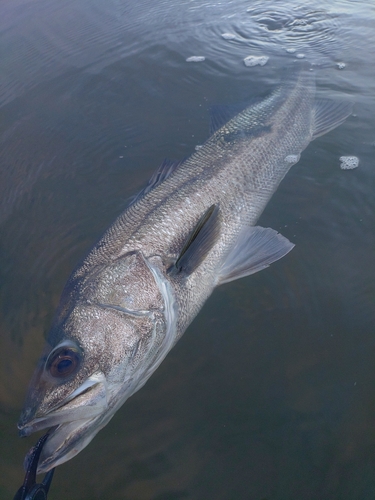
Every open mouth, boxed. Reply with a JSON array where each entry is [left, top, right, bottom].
[[18, 397, 105, 438], [18, 372, 108, 437], [33, 415, 104, 474], [18, 372, 110, 473]]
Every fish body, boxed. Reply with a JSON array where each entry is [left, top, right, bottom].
[[18, 66, 351, 473]]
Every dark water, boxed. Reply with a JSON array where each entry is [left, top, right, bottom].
[[1, 0, 375, 498]]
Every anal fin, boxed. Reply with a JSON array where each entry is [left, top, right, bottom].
[[312, 98, 353, 139], [217, 226, 294, 285]]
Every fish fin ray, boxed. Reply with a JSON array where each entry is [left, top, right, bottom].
[[172, 204, 220, 275], [217, 226, 294, 285], [128, 159, 183, 206], [209, 99, 264, 135], [312, 99, 353, 139]]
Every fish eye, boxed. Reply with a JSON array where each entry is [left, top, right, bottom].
[[46, 344, 81, 379]]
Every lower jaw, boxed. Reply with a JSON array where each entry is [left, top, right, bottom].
[[35, 418, 103, 474]]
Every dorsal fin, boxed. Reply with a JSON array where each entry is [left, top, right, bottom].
[[171, 204, 220, 276], [128, 159, 183, 207], [209, 97, 267, 135], [209, 103, 249, 134]]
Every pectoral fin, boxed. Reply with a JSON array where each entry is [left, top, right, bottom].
[[171, 204, 220, 275], [217, 226, 294, 285]]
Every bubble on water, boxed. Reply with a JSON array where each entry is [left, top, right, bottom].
[[286, 48, 296, 53], [296, 53, 305, 58], [186, 56, 205, 62], [221, 33, 236, 40], [336, 62, 346, 69], [339, 156, 359, 170], [244, 55, 269, 67], [285, 154, 300, 164]]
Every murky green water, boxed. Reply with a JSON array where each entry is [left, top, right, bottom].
[[1, 0, 375, 498]]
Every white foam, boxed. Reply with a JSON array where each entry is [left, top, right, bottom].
[[336, 62, 346, 70], [285, 154, 300, 164], [221, 33, 236, 40], [244, 55, 269, 67], [286, 48, 296, 53], [339, 156, 359, 170], [296, 53, 305, 59], [186, 56, 205, 62]]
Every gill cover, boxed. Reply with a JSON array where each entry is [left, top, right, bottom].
[[80, 251, 165, 313]]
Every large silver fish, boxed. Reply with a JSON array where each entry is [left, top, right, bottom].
[[18, 66, 351, 473]]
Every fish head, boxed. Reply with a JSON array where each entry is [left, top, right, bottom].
[[18, 251, 173, 473]]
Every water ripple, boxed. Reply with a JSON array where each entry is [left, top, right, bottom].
[[1, 0, 374, 109], [246, 4, 340, 60]]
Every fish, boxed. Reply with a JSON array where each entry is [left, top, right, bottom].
[[17, 65, 352, 473]]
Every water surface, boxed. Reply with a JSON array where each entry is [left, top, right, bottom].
[[1, 0, 375, 498]]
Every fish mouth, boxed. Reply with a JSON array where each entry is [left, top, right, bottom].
[[31, 415, 105, 473], [18, 372, 111, 473], [18, 401, 105, 438]]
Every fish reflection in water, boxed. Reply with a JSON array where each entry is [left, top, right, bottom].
[[17, 63, 352, 474]]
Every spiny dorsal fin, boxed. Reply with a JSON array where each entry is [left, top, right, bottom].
[[128, 159, 183, 207], [217, 226, 294, 285], [312, 99, 353, 139], [172, 204, 220, 276]]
